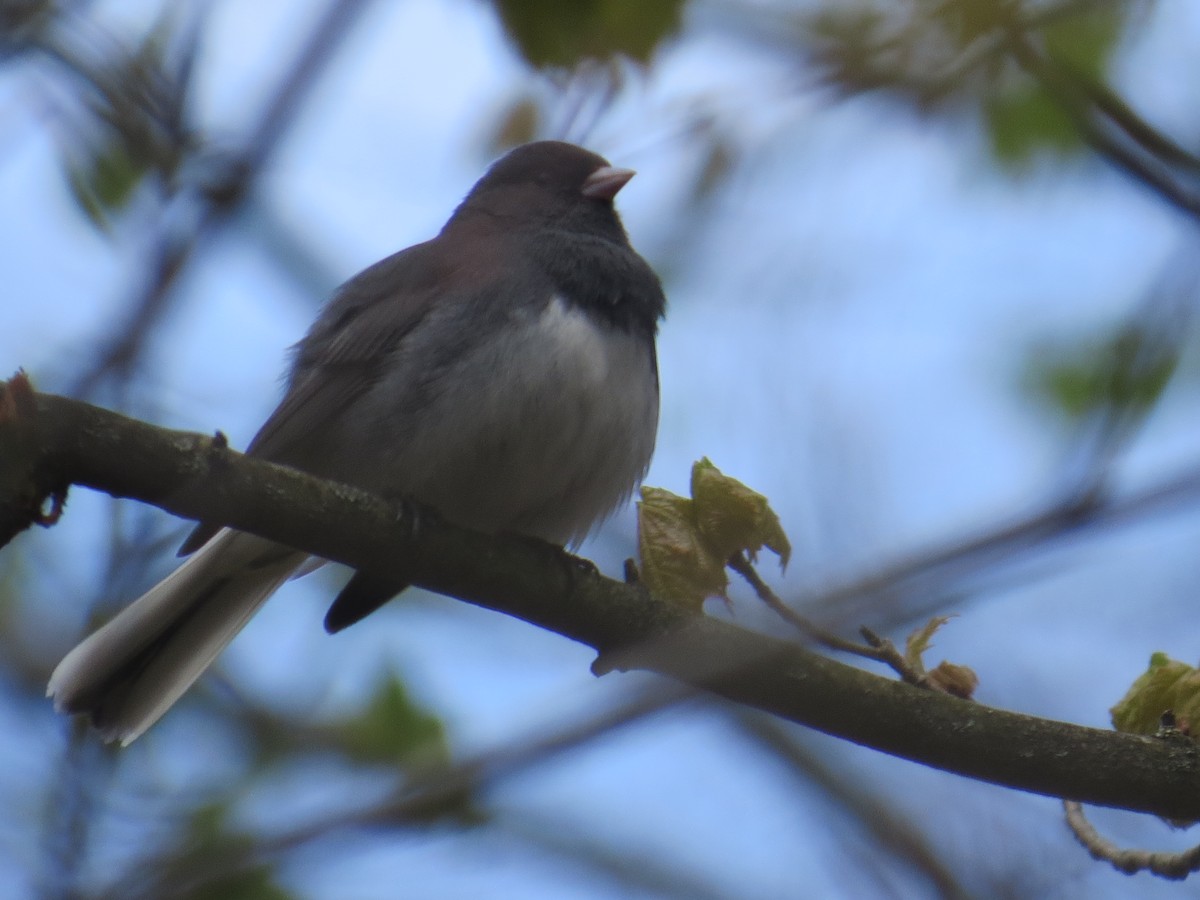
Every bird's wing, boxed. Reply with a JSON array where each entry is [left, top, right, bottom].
[[178, 239, 460, 555]]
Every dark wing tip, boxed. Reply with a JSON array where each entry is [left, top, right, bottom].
[[324, 571, 408, 633]]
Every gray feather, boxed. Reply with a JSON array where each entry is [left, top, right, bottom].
[[48, 530, 304, 744]]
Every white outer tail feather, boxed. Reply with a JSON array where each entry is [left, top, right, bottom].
[[47, 529, 306, 745]]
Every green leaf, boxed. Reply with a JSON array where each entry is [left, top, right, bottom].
[[690, 458, 791, 569], [176, 868, 293, 900], [335, 674, 448, 768], [151, 802, 294, 900], [491, 0, 683, 68], [637, 486, 728, 611], [904, 615, 953, 669], [1029, 351, 1102, 421], [65, 138, 146, 228], [982, 3, 1127, 168], [1024, 326, 1179, 423], [637, 462, 792, 610], [1042, 5, 1125, 79], [1107, 327, 1178, 411], [984, 82, 1081, 165], [929, 0, 1015, 50], [1111, 652, 1200, 737]]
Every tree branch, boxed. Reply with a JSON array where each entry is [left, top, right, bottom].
[[1004, 28, 1200, 224], [4, 378, 1200, 820], [45, 0, 377, 395]]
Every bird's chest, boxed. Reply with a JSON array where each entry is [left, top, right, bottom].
[[383, 296, 658, 540]]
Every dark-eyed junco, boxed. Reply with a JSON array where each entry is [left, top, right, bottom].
[[48, 140, 666, 744]]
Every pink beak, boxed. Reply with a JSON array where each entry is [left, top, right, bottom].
[[582, 166, 635, 201]]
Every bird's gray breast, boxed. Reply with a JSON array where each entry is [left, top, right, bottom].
[[352, 295, 659, 543]]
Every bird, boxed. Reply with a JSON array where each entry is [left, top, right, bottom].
[[48, 140, 666, 745]]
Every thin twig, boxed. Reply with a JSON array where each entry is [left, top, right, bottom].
[[736, 711, 975, 900], [1064, 800, 1200, 879], [1076, 70, 1200, 173], [1006, 29, 1200, 223], [805, 462, 1200, 631], [728, 551, 926, 684], [109, 685, 694, 900], [66, 0, 377, 396], [497, 810, 738, 900]]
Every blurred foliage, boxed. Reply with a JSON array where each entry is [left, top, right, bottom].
[[985, 5, 1127, 165], [491, 0, 683, 68], [638, 459, 790, 610], [147, 802, 294, 900], [806, 0, 1130, 164], [57, 10, 196, 228], [178, 870, 293, 900], [983, 83, 1079, 164], [36, 666, 455, 897], [30, 0, 1149, 236], [1024, 323, 1178, 424], [333, 672, 448, 769], [66, 137, 145, 227], [0, 0, 55, 47], [1041, 4, 1126, 79], [3, 0, 1199, 895]]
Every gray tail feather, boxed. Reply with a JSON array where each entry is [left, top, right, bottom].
[[47, 529, 306, 745]]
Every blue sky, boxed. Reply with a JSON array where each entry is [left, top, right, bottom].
[[3, 0, 1200, 897]]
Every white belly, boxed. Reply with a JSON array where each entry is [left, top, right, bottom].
[[368, 296, 659, 543]]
